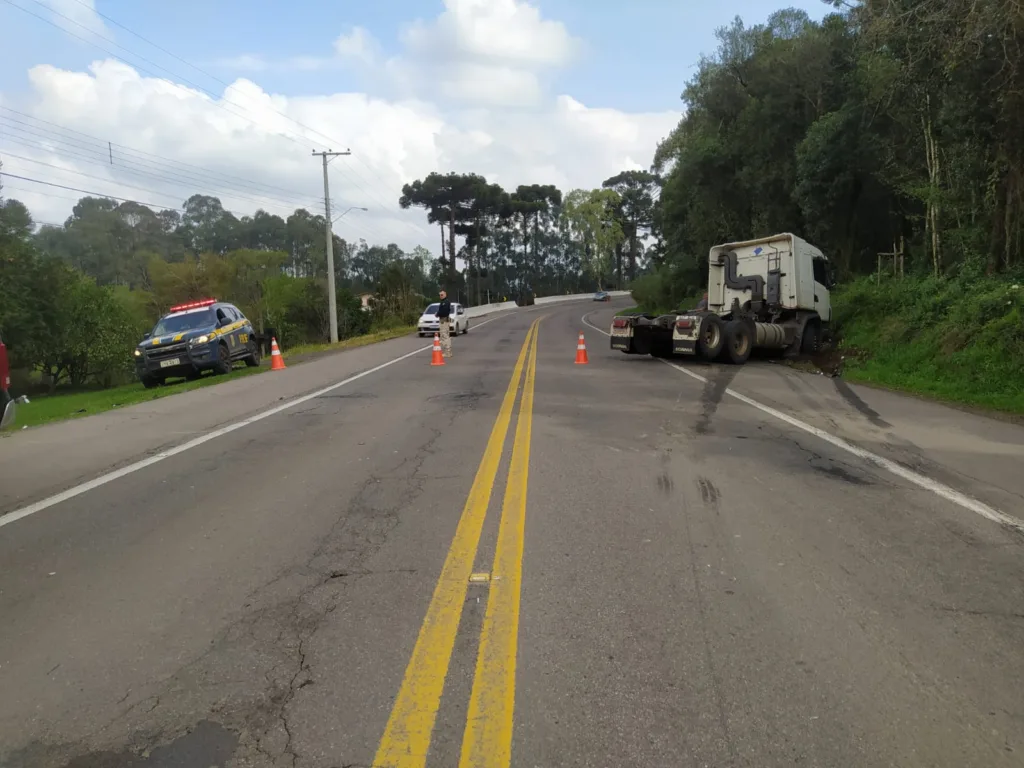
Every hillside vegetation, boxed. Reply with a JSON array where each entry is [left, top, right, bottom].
[[4, 0, 1024, 414], [833, 275, 1024, 414], [644, 1, 1024, 413]]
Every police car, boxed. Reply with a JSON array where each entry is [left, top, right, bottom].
[[134, 299, 261, 388]]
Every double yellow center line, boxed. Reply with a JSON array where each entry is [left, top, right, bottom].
[[373, 318, 541, 768]]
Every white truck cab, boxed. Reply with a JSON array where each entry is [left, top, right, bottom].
[[612, 233, 835, 365]]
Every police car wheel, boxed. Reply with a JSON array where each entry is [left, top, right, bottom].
[[213, 343, 232, 375], [244, 343, 262, 368]]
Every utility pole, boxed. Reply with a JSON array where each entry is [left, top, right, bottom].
[[312, 149, 351, 343]]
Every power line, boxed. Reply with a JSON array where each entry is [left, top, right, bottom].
[[0, 171, 193, 211], [0, 131, 324, 215], [0, 108, 320, 205], [0, 114, 399, 241], [62, 0, 416, 214], [4, 1, 431, 247], [1, 169, 395, 246], [6, 0, 405, 215], [0, 151, 312, 220], [39, 0, 426, 237]]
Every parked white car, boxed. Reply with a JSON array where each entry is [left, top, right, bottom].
[[418, 302, 469, 337]]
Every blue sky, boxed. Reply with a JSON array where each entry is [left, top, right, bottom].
[[0, 0, 832, 250], [1, 0, 830, 112]]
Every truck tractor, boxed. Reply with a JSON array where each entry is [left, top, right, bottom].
[[610, 233, 835, 365]]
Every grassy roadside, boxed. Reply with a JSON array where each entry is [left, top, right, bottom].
[[833, 275, 1024, 416], [619, 277, 1024, 417], [283, 324, 416, 361], [3, 324, 418, 431]]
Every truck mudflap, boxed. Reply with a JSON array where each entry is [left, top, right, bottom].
[[609, 316, 640, 353], [671, 313, 702, 355]]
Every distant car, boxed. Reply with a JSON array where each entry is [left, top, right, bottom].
[[593, 291, 611, 301], [134, 298, 261, 389], [418, 302, 469, 337]]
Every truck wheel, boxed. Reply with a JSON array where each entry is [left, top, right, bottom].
[[697, 315, 726, 361], [800, 321, 820, 355], [140, 375, 160, 390], [723, 321, 753, 365], [213, 343, 232, 375]]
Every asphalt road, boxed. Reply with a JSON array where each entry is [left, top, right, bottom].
[[1, 299, 1022, 768]]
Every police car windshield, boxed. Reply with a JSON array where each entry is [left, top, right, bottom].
[[424, 304, 440, 314], [152, 308, 217, 336]]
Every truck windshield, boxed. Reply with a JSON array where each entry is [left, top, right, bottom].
[[152, 309, 217, 336]]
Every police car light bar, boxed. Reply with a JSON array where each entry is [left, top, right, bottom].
[[168, 298, 217, 312]]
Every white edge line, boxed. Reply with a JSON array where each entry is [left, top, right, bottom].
[[582, 311, 611, 336], [583, 307, 1022, 532], [0, 312, 511, 530], [658, 359, 1024, 532]]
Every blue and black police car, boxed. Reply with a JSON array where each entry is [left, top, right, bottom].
[[134, 298, 261, 388]]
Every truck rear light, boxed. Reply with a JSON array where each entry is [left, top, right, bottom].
[[612, 318, 631, 328], [675, 319, 694, 330]]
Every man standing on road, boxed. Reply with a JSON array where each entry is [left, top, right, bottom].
[[436, 290, 453, 359]]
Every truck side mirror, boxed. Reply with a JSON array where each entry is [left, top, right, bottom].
[[143, 332, 151, 339]]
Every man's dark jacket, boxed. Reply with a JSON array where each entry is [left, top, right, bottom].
[[436, 297, 452, 320]]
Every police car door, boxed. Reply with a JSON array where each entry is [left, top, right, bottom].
[[227, 306, 248, 357], [234, 306, 254, 352], [217, 306, 239, 358]]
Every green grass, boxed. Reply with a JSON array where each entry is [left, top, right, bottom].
[[616, 293, 704, 316], [283, 324, 416, 358], [8, 366, 266, 430], [4, 324, 420, 431], [834, 274, 1024, 415]]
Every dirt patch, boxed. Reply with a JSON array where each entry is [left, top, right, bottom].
[[773, 341, 870, 379]]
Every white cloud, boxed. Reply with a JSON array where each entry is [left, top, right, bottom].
[[391, 0, 580, 108], [333, 27, 377, 64], [38, 0, 109, 40], [0, 1, 679, 256], [438, 64, 542, 107], [402, 0, 578, 68]]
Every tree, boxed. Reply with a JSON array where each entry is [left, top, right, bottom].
[[399, 172, 486, 287], [561, 188, 625, 289], [456, 180, 507, 305], [508, 184, 562, 296], [602, 171, 660, 282]]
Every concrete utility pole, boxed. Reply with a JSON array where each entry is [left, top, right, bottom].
[[312, 149, 351, 343]]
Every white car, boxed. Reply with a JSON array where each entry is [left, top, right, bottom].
[[418, 302, 469, 337]]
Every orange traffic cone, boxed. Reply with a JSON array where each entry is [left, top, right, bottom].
[[270, 337, 286, 371], [575, 331, 589, 364], [431, 333, 445, 366]]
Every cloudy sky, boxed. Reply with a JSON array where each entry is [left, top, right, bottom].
[[0, 0, 827, 253]]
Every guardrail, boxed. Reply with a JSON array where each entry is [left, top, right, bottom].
[[534, 291, 630, 305], [463, 291, 630, 319], [464, 301, 518, 318]]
